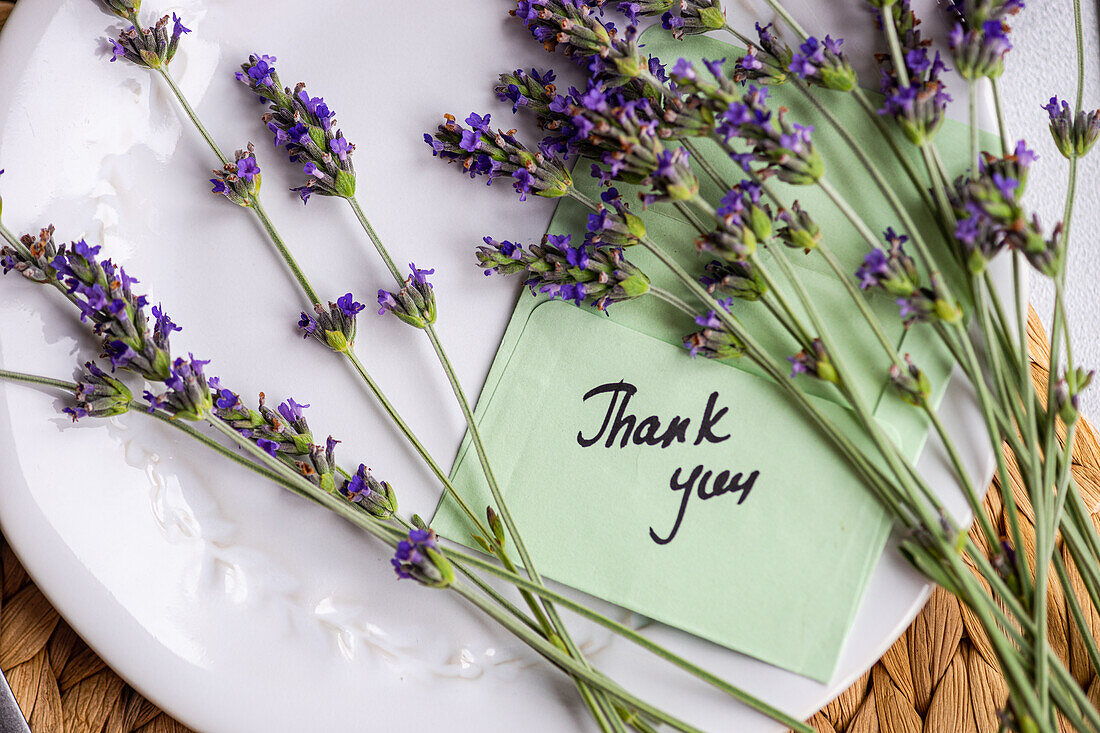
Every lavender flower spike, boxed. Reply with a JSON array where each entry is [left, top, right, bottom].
[[788, 339, 838, 383], [211, 386, 369, 495], [662, 0, 726, 40], [342, 464, 398, 520], [3, 235, 177, 381], [425, 113, 572, 201], [210, 144, 262, 206], [788, 36, 857, 92], [479, 235, 650, 311], [700, 260, 767, 301], [237, 54, 356, 203], [876, 1, 952, 145], [392, 528, 455, 588], [144, 355, 214, 421], [890, 355, 932, 408], [108, 13, 191, 69], [1, 225, 58, 283], [513, 0, 647, 85], [1044, 97, 1100, 159], [684, 301, 746, 360], [716, 84, 824, 185], [63, 361, 133, 421], [298, 293, 365, 352], [944, 0, 1024, 79], [377, 264, 437, 329]]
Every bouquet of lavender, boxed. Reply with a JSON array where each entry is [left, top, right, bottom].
[[0, 0, 1098, 730]]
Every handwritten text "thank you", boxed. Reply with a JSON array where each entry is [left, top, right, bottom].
[[576, 381, 759, 546]]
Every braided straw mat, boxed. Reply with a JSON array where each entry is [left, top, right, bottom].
[[1, 7, 1099, 730]]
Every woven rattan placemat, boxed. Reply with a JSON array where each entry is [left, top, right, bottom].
[[0, 5, 1096, 730]]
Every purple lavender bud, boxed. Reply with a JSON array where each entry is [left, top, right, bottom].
[[392, 528, 455, 588], [495, 68, 559, 117], [683, 299, 745, 359], [1052, 367, 1094, 423], [237, 55, 356, 202], [1044, 96, 1100, 159], [342, 464, 398, 519], [616, 0, 675, 25], [857, 229, 962, 325], [107, 14, 189, 69], [638, 146, 699, 205], [949, 143, 1055, 274], [377, 263, 437, 329], [298, 293, 364, 351], [62, 361, 133, 421], [210, 144, 262, 206]]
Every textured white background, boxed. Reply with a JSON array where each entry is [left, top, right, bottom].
[[1004, 0, 1100, 418]]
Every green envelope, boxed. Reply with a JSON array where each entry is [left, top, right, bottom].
[[433, 30, 988, 682]]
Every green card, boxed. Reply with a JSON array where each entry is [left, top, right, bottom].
[[433, 30, 985, 681]]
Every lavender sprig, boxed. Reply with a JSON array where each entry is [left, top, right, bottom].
[[426, 113, 572, 201], [949, 142, 1059, 274], [787, 35, 857, 92], [212, 386, 361, 496], [714, 82, 823, 185], [944, 0, 1024, 80], [875, 1, 952, 145], [683, 302, 746, 359], [731, 24, 793, 86], [63, 361, 133, 420], [377, 264, 437, 329], [699, 180, 773, 260], [660, 0, 726, 40], [1, 225, 58, 283], [298, 293, 365, 352], [855, 228, 962, 326], [1044, 97, 1100, 159], [788, 338, 837, 383], [513, 0, 647, 84], [95, 0, 140, 19], [109, 13, 190, 69], [392, 528, 455, 588], [776, 201, 821, 252], [585, 187, 647, 247], [700, 259, 767, 301], [237, 54, 356, 203], [210, 144, 262, 206], [889, 355, 932, 407], [479, 235, 650, 311]]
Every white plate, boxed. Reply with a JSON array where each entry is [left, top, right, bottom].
[[0, 0, 998, 730]]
